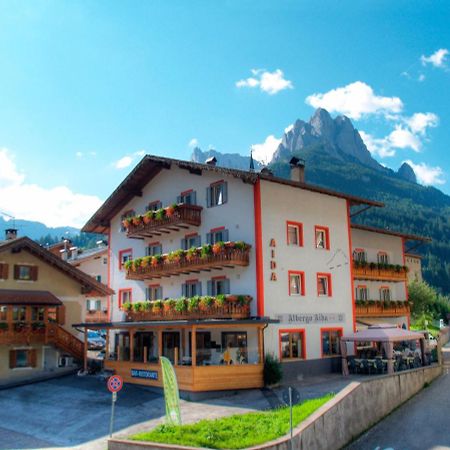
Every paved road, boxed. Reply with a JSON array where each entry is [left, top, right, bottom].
[[347, 369, 450, 450]]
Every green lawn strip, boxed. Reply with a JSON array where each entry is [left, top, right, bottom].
[[130, 394, 334, 449]]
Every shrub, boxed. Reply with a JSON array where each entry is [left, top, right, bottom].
[[264, 354, 283, 386], [122, 302, 132, 311]]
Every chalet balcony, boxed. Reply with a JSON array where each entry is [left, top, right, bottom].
[[85, 310, 109, 323], [124, 204, 203, 239], [126, 242, 251, 280], [0, 322, 48, 345], [355, 300, 410, 317], [353, 262, 408, 282], [123, 295, 252, 322]]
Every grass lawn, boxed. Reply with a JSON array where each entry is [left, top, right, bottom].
[[130, 394, 334, 449]]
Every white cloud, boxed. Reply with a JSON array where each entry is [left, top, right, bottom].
[[0, 148, 103, 228], [421, 49, 449, 68], [418, 74, 426, 82], [236, 69, 293, 95], [405, 112, 439, 135], [251, 135, 281, 165], [75, 151, 83, 159], [115, 156, 133, 169], [188, 138, 199, 148], [305, 81, 403, 120], [404, 160, 445, 186], [76, 151, 97, 160], [284, 124, 294, 134], [388, 126, 421, 152], [359, 131, 396, 158]]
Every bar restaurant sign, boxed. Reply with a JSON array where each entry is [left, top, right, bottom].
[[131, 369, 158, 380], [275, 313, 346, 325]]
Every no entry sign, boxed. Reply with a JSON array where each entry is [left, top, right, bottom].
[[107, 375, 123, 393]]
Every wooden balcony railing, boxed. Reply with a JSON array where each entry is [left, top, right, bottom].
[[125, 204, 203, 239], [124, 295, 252, 322], [126, 245, 251, 280], [353, 263, 408, 282], [85, 310, 109, 323], [355, 301, 410, 317]]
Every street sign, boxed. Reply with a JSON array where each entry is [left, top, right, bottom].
[[282, 387, 300, 405], [107, 375, 123, 393]]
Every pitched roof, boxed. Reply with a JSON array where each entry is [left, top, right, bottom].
[[0, 237, 114, 296], [0, 289, 62, 306], [82, 154, 384, 234], [351, 223, 431, 242]]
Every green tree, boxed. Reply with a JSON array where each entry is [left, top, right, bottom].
[[409, 280, 450, 322]]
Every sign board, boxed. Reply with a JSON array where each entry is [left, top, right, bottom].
[[282, 387, 301, 406], [107, 375, 123, 393], [131, 369, 158, 380], [275, 313, 346, 325], [160, 356, 182, 425]]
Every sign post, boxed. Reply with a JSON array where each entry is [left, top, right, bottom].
[[282, 386, 300, 450], [107, 375, 123, 437]]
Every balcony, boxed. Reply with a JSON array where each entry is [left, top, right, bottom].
[[126, 242, 251, 280], [124, 204, 203, 239], [353, 262, 408, 282], [355, 300, 410, 317], [0, 322, 51, 345], [85, 310, 109, 323], [123, 295, 252, 322]]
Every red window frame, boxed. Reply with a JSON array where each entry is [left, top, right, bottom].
[[353, 248, 367, 261], [278, 328, 306, 360], [320, 327, 343, 358], [118, 288, 132, 309], [355, 284, 368, 301], [118, 248, 133, 271], [317, 273, 332, 297], [314, 225, 330, 250], [288, 271, 305, 296], [377, 251, 389, 263], [286, 221, 304, 247], [379, 285, 391, 301]]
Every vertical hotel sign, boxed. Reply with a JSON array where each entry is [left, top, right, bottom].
[[270, 239, 277, 281]]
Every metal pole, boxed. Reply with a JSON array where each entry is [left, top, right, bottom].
[[289, 387, 293, 450], [109, 392, 117, 437]]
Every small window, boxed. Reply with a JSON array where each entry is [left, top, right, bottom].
[[146, 201, 162, 212], [353, 249, 367, 263], [31, 307, 44, 321], [288, 271, 305, 296], [377, 252, 389, 264], [315, 226, 330, 250], [119, 289, 132, 309], [207, 181, 227, 208], [103, 257, 108, 265], [86, 299, 102, 311], [355, 286, 369, 301], [207, 228, 229, 245], [118, 249, 133, 270], [177, 190, 197, 205], [280, 330, 305, 360], [121, 210, 135, 232], [380, 287, 391, 301], [96, 275, 102, 283], [146, 285, 162, 301], [287, 222, 303, 247], [146, 243, 162, 256], [181, 234, 201, 250], [321, 329, 342, 357], [317, 273, 332, 297], [14, 265, 37, 281], [10, 349, 36, 369], [12, 306, 26, 321], [16, 350, 30, 368], [222, 331, 247, 349], [0, 306, 8, 321], [207, 277, 230, 296], [182, 280, 202, 298]]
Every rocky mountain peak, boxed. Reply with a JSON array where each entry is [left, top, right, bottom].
[[397, 162, 417, 183]]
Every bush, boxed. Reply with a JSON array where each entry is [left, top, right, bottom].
[[263, 354, 283, 386]]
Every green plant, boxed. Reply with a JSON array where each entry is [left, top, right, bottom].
[[153, 300, 163, 310], [143, 301, 152, 311], [236, 295, 247, 306], [263, 354, 283, 386], [234, 241, 247, 250], [122, 302, 132, 311], [188, 296, 201, 311], [200, 296, 214, 309], [200, 244, 212, 259], [165, 299, 176, 310], [155, 208, 166, 220], [124, 260, 133, 270], [132, 302, 143, 312], [215, 294, 226, 306], [395, 264, 402, 273], [133, 258, 143, 270], [175, 298, 187, 313], [369, 262, 377, 270]]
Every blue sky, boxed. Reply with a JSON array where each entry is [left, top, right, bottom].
[[0, 0, 449, 227]]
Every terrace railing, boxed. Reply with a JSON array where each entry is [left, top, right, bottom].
[[355, 301, 410, 317]]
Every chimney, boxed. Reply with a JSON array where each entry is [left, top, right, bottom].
[[260, 167, 274, 176], [5, 228, 17, 240], [69, 246, 79, 260], [205, 156, 217, 166], [289, 157, 305, 183]]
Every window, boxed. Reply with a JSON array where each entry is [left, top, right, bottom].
[[146, 201, 162, 212], [96, 275, 102, 283], [321, 328, 342, 357], [0, 306, 7, 321], [315, 226, 330, 250], [14, 265, 37, 281], [377, 252, 389, 264], [355, 285, 369, 301], [0, 263, 8, 280], [317, 273, 332, 297], [146, 285, 163, 301], [353, 248, 367, 263], [207, 181, 227, 207], [279, 330, 305, 360], [206, 227, 229, 244], [12, 306, 26, 321], [103, 257, 108, 265], [118, 248, 133, 270], [9, 349, 37, 369], [146, 243, 162, 256], [177, 190, 197, 205], [118, 289, 132, 309], [222, 332, 247, 349], [31, 307, 44, 321], [286, 221, 303, 246], [182, 280, 202, 298], [86, 299, 102, 311], [379, 287, 391, 301], [181, 234, 201, 250], [207, 277, 230, 296], [120, 210, 135, 232], [288, 271, 305, 296]]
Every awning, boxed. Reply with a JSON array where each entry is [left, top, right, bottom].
[[0, 289, 63, 306], [342, 323, 425, 343]]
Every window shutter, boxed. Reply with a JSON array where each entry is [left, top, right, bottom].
[[57, 305, 65, 326], [0, 263, 7, 280], [223, 279, 230, 295], [157, 245, 162, 255], [192, 191, 197, 205], [96, 300, 101, 310], [206, 187, 211, 208], [206, 233, 212, 245], [182, 284, 187, 297], [207, 280, 213, 296], [31, 266, 38, 281], [181, 239, 187, 251], [223, 229, 229, 242], [157, 286, 163, 300], [13, 265, 19, 280], [9, 350, 16, 369], [196, 282, 202, 296], [145, 287, 150, 301], [195, 235, 201, 247], [222, 182, 228, 204], [177, 195, 182, 204]]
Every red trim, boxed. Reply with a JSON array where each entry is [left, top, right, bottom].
[[317, 273, 332, 297], [402, 237, 410, 329], [148, 200, 161, 207], [278, 329, 306, 360], [286, 221, 304, 247], [212, 275, 227, 280], [254, 180, 264, 316], [288, 270, 305, 296], [118, 248, 132, 271], [118, 288, 132, 309], [210, 226, 225, 233], [149, 283, 160, 288], [320, 327, 343, 358], [180, 189, 193, 196], [185, 279, 199, 284], [346, 200, 356, 332], [314, 225, 330, 250], [184, 232, 199, 239], [210, 179, 225, 186], [148, 241, 161, 246]]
